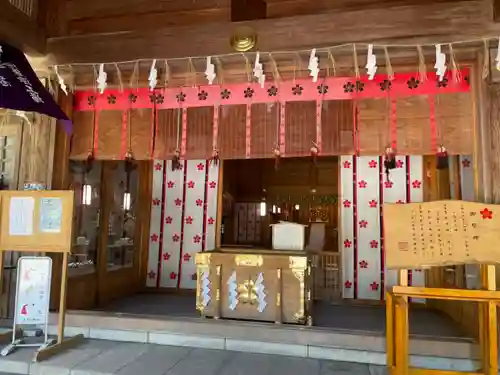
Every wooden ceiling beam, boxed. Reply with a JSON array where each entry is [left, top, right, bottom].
[[0, 0, 46, 54], [48, 0, 497, 65]]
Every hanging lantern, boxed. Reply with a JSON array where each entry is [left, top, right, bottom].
[[172, 148, 182, 171], [384, 146, 396, 179], [310, 141, 319, 165], [211, 148, 219, 166], [273, 145, 281, 170], [436, 145, 449, 170]]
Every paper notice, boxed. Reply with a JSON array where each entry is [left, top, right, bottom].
[[39, 198, 62, 233], [9, 197, 34, 236]]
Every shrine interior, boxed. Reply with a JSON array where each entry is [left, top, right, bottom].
[[221, 157, 339, 252]]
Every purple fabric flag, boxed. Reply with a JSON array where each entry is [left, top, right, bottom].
[[0, 42, 72, 133]]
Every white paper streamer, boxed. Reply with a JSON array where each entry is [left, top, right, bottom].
[[205, 56, 216, 85], [308, 49, 319, 83], [96, 63, 107, 94], [365, 44, 377, 80], [148, 59, 157, 91]]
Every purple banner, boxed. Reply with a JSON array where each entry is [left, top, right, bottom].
[[0, 42, 71, 133]]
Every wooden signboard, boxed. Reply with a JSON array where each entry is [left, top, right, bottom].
[[384, 200, 500, 269], [0, 190, 73, 252], [0, 190, 82, 362]]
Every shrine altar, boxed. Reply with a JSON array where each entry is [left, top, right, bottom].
[[195, 249, 311, 324]]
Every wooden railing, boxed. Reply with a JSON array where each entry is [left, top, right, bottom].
[[8, 0, 37, 18], [310, 251, 342, 302]]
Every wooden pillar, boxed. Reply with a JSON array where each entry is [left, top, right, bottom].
[[49, 90, 72, 310]]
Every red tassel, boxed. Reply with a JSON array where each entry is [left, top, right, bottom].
[[211, 148, 219, 166], [172, 148, 182, 171], [273, 146, 281, 170], [436, 145, 449, 170], [310, 142, 319, 165]]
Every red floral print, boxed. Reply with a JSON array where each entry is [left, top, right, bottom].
[[154, 163, 162, 171], [384, 181, 393, 189], [412, 180, 422, 189], [369, 200, 377, 208], [152, 198, 161, 206], [175, 198, 182, 206], [359, 260, 368, 269], [370, 281, 379, 291], [187, 181, 195, 189], [172, 233, 180, 242], [480, 208, 493, 219], [185, 216, 193, 224], [165, 216, 173, 224], [163, 253, 170, 261], [167, 181, 175, 188], [207, 217, 215, 225], [368, 160, 377, 168], [370, 240, 379, 249], [344, 239, 352, 248], [169, 272, 177, 280], [344, 280, 352, 288], [343, 199, 351, 208], [193, 234, 201, 243], [359, 220, 368, 228], [150, 233, 158, 242], [197, 163, 205, 171], [343, 160, 351, 169], [148, 270, 156, 279], [396, 160, 404, 168], [396, 200, 405, 204], [196, 199, 203, 206], [462, 159, 471, 168], [183, 253, 191, 262], [209, 181, 217, 189]]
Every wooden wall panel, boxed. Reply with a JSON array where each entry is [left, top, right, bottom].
[[250, 103, 278, 159], [218, 105, 246, 159], [435, 92, 474, 155], [285, 101, 316, 157], [154, 108, 177, 159], [129, 109, 153, 160], [357, 99, 389, 155], [70, 111, 94, 160], [396, 96, 433, 155], [185, 106, 213, 159], [66, 0, 230, 35], [96, 110, 122, 159], [321, 100, 354, 155]]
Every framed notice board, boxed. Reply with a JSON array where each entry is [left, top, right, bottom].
[[0, 190, 74, 253], [384, 200, 500, 269]]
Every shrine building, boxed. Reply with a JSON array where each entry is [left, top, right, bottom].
[[0, 0, 499, 370]]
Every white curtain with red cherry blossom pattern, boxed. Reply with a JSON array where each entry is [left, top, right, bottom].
[[340, 155, 425, 301], [146, 160, 219, 289]]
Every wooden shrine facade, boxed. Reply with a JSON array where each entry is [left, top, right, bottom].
[[70, 68, 473, 161]]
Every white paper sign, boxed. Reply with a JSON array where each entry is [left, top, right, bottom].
[[39, 198, 62, 233], [14, 257, 52, 325], [9, 197, 34, 236]]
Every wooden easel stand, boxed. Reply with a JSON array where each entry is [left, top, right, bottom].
[[386, 266, 498, 375]]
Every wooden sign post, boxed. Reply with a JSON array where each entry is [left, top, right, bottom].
[[0, 190, 83, 361], [384, 200, 500, 375]]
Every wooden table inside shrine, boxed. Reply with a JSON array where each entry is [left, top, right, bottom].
[[195, 248, 311, 325]]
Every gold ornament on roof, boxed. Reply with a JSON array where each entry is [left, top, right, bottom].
[[230, 26, 257, 52]]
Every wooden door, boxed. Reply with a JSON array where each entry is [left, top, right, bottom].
[[96, 160, 149, 306]]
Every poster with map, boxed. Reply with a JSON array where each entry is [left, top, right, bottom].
[[14, 257, 52, 325], [384, 200, 500, 269]]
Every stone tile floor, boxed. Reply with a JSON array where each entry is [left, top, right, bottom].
[[0, 339, 388, 375]]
